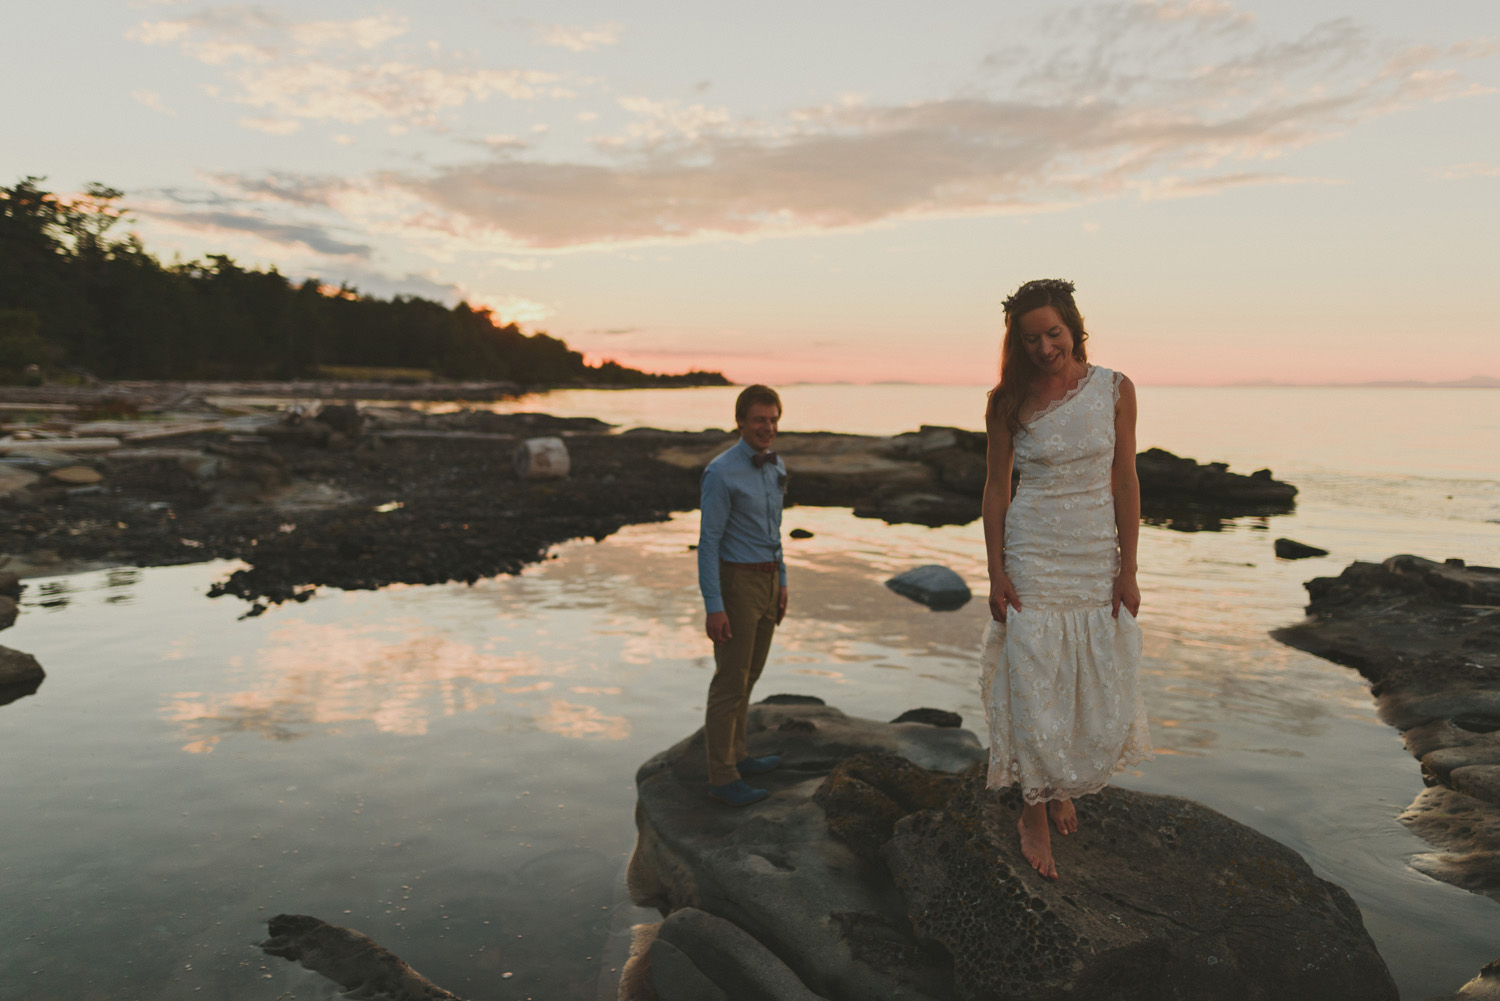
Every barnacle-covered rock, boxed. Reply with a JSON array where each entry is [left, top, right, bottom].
[[884, 773, 1396, 1000]]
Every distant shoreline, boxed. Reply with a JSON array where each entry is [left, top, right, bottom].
[[1155, 379, 1500, 390], [779, 379, 1500, 390]]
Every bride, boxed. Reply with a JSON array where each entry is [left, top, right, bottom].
[[980, 278, 1153, 880]]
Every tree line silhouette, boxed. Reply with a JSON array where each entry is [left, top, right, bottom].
[[0, 177, 727, 387]]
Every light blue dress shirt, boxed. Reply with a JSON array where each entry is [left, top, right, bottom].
[[697, 438, 787, 614]]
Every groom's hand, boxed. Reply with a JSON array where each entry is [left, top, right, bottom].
[[776, 586, 789, 625], [705, 611, 732, 644]]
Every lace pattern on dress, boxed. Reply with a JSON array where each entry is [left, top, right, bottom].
[[980, 363, 1153, 803], [1022, 364, 1096, 427]]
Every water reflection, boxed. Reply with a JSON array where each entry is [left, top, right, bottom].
[[120, 501, 1402, 773], [34, 579, 72, 609], [535, 699, 630, 740], [162, 620, 553, 750], [0, 677, 41, 706], [104, 568, 140, 603], [5, 399, 1500, 999], [1140, 510, 1279, 533], [23, 566, 141, 611]]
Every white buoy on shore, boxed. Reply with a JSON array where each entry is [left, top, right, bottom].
[[514, 436, 570, 479]]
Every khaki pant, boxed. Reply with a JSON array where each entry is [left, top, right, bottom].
[[705, 565, 779, 785]]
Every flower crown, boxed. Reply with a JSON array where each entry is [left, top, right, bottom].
[[1002, 278, 1076, 315]]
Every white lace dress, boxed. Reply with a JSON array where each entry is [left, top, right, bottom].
[[980, 365, 1153, 803]]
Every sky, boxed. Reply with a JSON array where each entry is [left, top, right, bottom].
[[4, 0, 1498, 386]]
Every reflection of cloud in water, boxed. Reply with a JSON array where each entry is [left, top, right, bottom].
[[162, 619, 551, 751], [535, 700, 629, 741], [610, 619, 703, 666], [790, 668, 846, 680]]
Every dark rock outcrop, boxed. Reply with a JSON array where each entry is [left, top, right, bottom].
[[648, 908, 830, 1001], [883, 777, 1393, 1001], [0, 570, 22, 599], [261, 913, 464, 1001], [1274, 537, 1328, 560], [1273, 556, 1500, 733], [657, 428, 1300, 531], [885, 565, 972, 611], [628, 701, 985, 1001], [1135, 447, 1297, 503], [626, 700, 1394, 1001], [889, 707, 962, 728], [1135, 448, 1298, 529], [0, 645, 43, 687], [1274, 555, 1500, 989], [0, 404, 1305, 609]]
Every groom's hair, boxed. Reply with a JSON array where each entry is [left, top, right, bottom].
[[735, 384, 782, 421]]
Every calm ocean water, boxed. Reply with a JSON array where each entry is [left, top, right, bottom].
[[2, 385, 1497, 1000]]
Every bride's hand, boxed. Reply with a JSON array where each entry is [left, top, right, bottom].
[[1112, 571, 1140, 618], [989, 574, 1022, 622]]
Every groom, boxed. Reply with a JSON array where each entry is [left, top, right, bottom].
[[697, 384, 788, 806]]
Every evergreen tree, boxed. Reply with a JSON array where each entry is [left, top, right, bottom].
[[0, 177, 728, 388]]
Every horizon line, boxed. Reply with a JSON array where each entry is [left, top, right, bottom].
[[759, 376, 1500, 389]]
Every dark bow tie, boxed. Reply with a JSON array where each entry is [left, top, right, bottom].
[[752, 450, 778, 469]]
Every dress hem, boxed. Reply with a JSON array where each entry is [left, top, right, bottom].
[[985, 746, 1155, 805]]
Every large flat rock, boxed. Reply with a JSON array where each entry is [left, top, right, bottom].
[[628, 699, 983, 1001], [884, 775, 1394, 1001], [626, 699, 1394, 1001]]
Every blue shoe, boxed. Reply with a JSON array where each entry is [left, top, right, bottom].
[[737, 754, 782, 776], [708, 779, 769, 807]]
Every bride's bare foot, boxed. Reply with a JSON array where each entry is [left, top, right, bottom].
[[1048, 797, 1078, 836], [1017, 802, 1057, 880]]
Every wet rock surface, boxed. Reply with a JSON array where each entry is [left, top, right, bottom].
[[885, 564, 973, 611], [886, 776, 1395, 1001], [0, 645, 44, 705], [1275, 555, 1500, 993], [625, 699, 1394, 1001], [660, 426, 1299, 531], [0, 408, 703, 610], [260, 913, 464, 1000], [1274, 537, 1329, 560], [647, 908, 830, 1001], [0, 405, 1299, 609]]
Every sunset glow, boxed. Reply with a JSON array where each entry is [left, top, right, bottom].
[[4, 1, 1496, 385]]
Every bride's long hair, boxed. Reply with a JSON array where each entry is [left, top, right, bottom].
[[986, 279, 1090, 438]]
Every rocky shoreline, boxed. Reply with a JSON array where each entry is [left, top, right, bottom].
[[620, 697, 1399, 1001], [1275, 555, 1500, 1001], [251, 698, 1405, 1001], [1275, 556, 1500, 898], [0, 397, 1299, 614], [245, 695, 1500, 1001]]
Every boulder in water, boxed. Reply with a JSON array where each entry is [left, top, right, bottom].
[[1275, 537, 1328, 559], [0, 645, 43, 686], [885, 565, 971, 611]]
